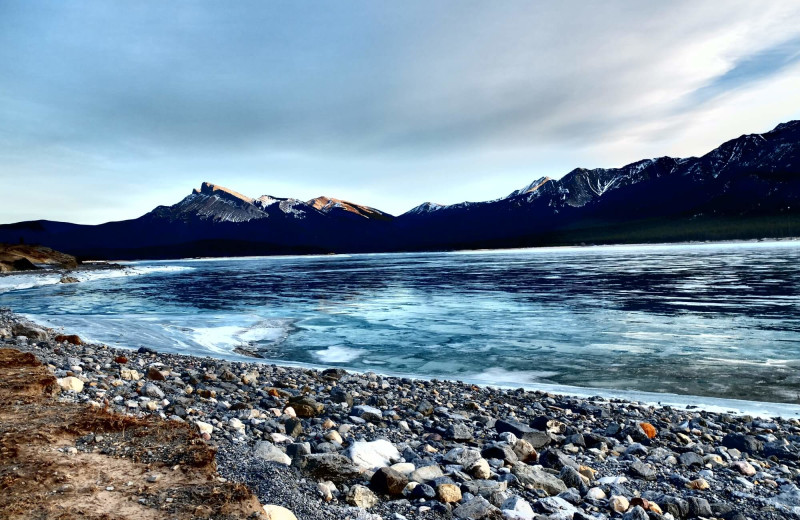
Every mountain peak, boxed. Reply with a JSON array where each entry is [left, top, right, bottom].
[[193, 182, 254, 204], [406, 202, 445, 215], [507, 176, 554, 198], [308, 196, 393, 220], [769, 120, 800, 134]]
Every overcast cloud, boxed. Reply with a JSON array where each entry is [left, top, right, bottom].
[[1, 1, 800, 223]]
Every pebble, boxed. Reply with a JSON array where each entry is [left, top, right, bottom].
[[609, 495, 630, 513]]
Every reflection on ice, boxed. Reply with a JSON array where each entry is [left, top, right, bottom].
[[4, 239, 800, 407]]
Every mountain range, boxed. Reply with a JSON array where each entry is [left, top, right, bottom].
[[3, 120, 800, 260]]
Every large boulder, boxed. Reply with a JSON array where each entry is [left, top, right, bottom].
[[11, 323, 48, 341], [443, 447, 484, 467], [722, 433, 763, 454], [254, 441, 291, 466], [345, 439, 400, 471], [287, 395, 324, 417], [370, 467, 408, 496], [511, 463, 567, 496], [409, 464, 444, 484], [351, 404, 383, 422], [297, 453, 363, 482]]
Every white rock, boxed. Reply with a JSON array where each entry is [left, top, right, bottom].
[[598, 475, 628, 485], [262, 504, 298, 520], [609, 495, 630, 513], [229, 418, 245, 431], [391, 462, 416, 475], [317, 481, 336, 501], [731, 460, 757, 476], [469, 458, 492, 479], [499, 432, 519, 444], [345, 439, 400, 471], [254, 441, 291, 465], [501, 495, 535, 520], [586, 487, 606, 500], [536, 497, 578, 520], [270, 433, 293, 444], [195, 421, 214, 435], [57, 376, 84, 393], [324, 430, 343, 444]]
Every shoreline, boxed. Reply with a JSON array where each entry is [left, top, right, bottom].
[[14, 304, 800, 419], [27, 304, 800, 420], [3, 309, 800, 519]]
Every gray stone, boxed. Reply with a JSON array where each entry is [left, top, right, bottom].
[[482, 443, 519, 465], [511, 463, 567, 496], [496, 418, 533, 437], [453, 497, 500, 519], [286, 442, 311, 460], [12, 323, 47, 340], [330, 387, 353, 407], [678, 451, 704, 467], [142, 382, 165, 399], [254, 441, 291, 465], [410, 483, 436, 500], [629, 459, 657, 481], [558, 466, 586, 489], [688, 497, 712, 518], [722, 433, 763, 454], [538, 449, 579, 471], [623, 505, 649, 520], [444, 447, 483, 467], [297, 453, 363, 483], [351, 405, 383, 423], [461, 479, 507, 498], [446, 422, 474, 441], [660, 496, 689, 519], [409, 464, 444, 483], [534, 496, 578, 519]]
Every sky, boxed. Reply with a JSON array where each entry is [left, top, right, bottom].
[[2, 1, 800, 223]]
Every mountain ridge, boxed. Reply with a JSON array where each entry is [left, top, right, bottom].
[[2, 119, 800, 259]]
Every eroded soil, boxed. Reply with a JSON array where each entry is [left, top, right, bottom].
[[0, 348, 263, 520]]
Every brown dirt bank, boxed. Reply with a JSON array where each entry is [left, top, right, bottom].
[[0, 348, 263, 519]]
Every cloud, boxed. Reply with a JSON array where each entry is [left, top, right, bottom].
[[684, 36, 800, 109], [1, 1, 800, 222]]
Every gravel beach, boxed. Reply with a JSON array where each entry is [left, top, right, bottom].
[[3, 308, 800, 520]]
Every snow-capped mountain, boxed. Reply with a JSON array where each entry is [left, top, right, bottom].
[[151, 182, 394, 225], [2, 119, 800, 259]]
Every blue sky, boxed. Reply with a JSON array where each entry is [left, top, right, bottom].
[[2, 1, 800, 223]]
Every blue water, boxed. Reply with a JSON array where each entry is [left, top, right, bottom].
[[3, 241, 800, 406]]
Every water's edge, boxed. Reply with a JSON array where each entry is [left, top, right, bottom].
[[11, 306, 800, 418]]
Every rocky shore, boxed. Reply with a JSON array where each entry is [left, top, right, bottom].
[[0, 243, 79, 272], [3, 308, 800, 520]]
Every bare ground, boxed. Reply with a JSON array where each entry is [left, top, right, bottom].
[[0, 348, 263, 520]]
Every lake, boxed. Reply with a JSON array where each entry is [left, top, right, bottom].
[[3, 240, 800, 407]]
